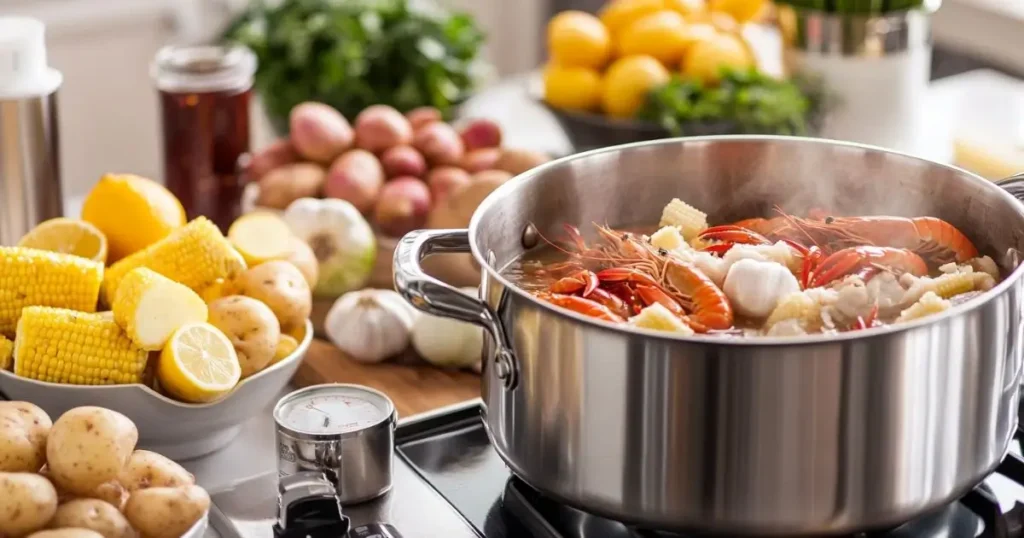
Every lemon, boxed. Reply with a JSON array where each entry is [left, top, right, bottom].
[[227, 212, 294, 266], [81, 174, 186, 263], [665, 0, 708, 17], [709, 0, 767, 23], [547, 11, 612, 69], [18, 217, 108, 263], [158, 322, 241, 403], [543, 64, 604, 111], [681, 32, 754, 84], [617, 10, 691, 66], [601, 55, 671, 118], [599, 0, 666, 37]]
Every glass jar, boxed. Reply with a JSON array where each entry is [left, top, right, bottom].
[[151, 45, 257, 231]]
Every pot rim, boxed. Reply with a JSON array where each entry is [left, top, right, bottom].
[[469, 135, 1024, 347]]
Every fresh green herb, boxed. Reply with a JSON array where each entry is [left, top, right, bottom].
[[636, 68, 825, 136], [222, 0, 486, 132]]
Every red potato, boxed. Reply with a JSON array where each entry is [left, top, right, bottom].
[[406, 107, 443, 130], [354, 105, 413, 153], [256, 163, 326, 209], [374, 177, 432, 237], [248, 139, 298, 182], [494, 148, 552, 175], [426, 167, 472, 202], [323, 150, 385, 214], [289, 102, 354, 163], [472, 169, 513, 184], [459, 118, 503, 151], [380, 145, 427, 179], [460, 148, 502, 173], [413, 122, 464, 166]]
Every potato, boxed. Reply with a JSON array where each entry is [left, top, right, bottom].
[[354, 105, 413, 154], [47, 407, 137, 495], [28, 530, 104, 538], [413, 122, 464, 166], [49, 499, 132, 538], [285, 237, 319, 289], [323, 150, 384, 214], [426, 167, 471, 203], [123, 486, 210, 538], [459, 118, 502, 151], [0, 401, 52, 472], [83, 482, 128, 511], [235, 261, 312, 333], [208, 296, 281, 378], [459, 148, 501, 173], [494, 148, 552, 175], [380, 145, 427, 178], [289, 102, 354, 162], [255, 163, 325, 210], [246, 139, 298, 182], [406, 106, 442, 130], [427, 170, 512, 230], [118, 450, 194, 493], [0, 472, 59, 537], [374, 177, 432, 237], [471, 170, 513, 184], [272, 335, 300, 365]]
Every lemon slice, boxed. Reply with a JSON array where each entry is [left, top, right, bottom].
[[227, 212, 294, 266], [18, 217, 109, 263], [157, 322, 241, 403]]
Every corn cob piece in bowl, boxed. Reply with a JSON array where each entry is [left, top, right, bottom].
[[101, 217, 247, 305], [0, 246, 104, 335], [113, 267, 209, 351], [13, 306, 149, 385]]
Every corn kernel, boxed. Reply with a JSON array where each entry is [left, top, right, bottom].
[[0, 246, 103, 334]]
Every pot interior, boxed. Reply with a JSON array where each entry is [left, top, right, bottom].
[[473, 137, 1024, 277]]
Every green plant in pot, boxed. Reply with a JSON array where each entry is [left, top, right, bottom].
[[222, 0, 487, 135]]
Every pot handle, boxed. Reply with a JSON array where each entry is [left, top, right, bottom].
[[995, 172, 1024, 200], [393, 229, 518, 390]]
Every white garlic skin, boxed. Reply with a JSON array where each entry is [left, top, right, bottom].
[[324, 289, 417, 363], [723, 259, 800, 318]]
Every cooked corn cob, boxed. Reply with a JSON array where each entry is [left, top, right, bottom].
[[101, 217, 246, 304], [0, 335, 13, 370], [113, 267, 209, 350], [0, 246, 103, 334], [14, 306, 149, 385], [650, 226, 686, 252], [628, 303, 695, 335], [897, 291, 951, 323], [659, 199, 708, 241]]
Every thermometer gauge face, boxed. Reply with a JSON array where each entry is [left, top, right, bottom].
[[274, 385, 394, 436]]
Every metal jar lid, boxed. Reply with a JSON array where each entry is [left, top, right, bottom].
[[780, 0, 941, 57], [151, 44, 257, 93]]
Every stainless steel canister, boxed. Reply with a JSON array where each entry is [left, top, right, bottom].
[[780, 0, 940, 152], [0, 17, 63, 246], [273, 384, 398, 504]]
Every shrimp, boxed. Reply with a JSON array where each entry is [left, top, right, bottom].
[[535, 292, 626, 323], [664, 259, 734, 332], [809, 247, 928, 288], [549, 269, 599, 296]]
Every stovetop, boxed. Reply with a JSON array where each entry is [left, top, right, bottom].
[[394, 401, 1024, 538]]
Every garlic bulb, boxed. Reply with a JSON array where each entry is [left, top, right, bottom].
[[324, 289, 418, 363], [723, 258, 800, 318], [411, 288, 484, 369]]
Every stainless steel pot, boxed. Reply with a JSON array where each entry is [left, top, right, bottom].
[[394, 136, 1024, 535]]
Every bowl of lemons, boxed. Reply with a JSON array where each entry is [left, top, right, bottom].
[[538, 0, 822, 151], [0, 173, 316, 460]]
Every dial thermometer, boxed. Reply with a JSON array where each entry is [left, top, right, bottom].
[[273, 384, 397, 504]]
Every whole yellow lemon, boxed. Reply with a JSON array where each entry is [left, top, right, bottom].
[[543, 65, 604, 112], [599, 0, 666, 37], [547, 11, 612, 69], [709, 0, 768, 23], [601, 55, 671, 118], [681, 32, 754, 85], [617, 10, 691, 66], [665, 0, 708, 17]]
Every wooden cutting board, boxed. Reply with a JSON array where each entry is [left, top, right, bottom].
[[292, 339, 481, 418]]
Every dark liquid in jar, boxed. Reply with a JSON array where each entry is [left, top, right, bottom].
[[159, 88, 251, 231]]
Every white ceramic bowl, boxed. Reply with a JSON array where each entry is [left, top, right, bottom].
[[0, 320, 313, 461], [183, 511, 209, 538]]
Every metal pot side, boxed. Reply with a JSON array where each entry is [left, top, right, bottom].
[[394, 136, 1024, 535]]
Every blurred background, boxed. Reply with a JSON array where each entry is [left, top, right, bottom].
[[3, 0, 1022, 199]]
